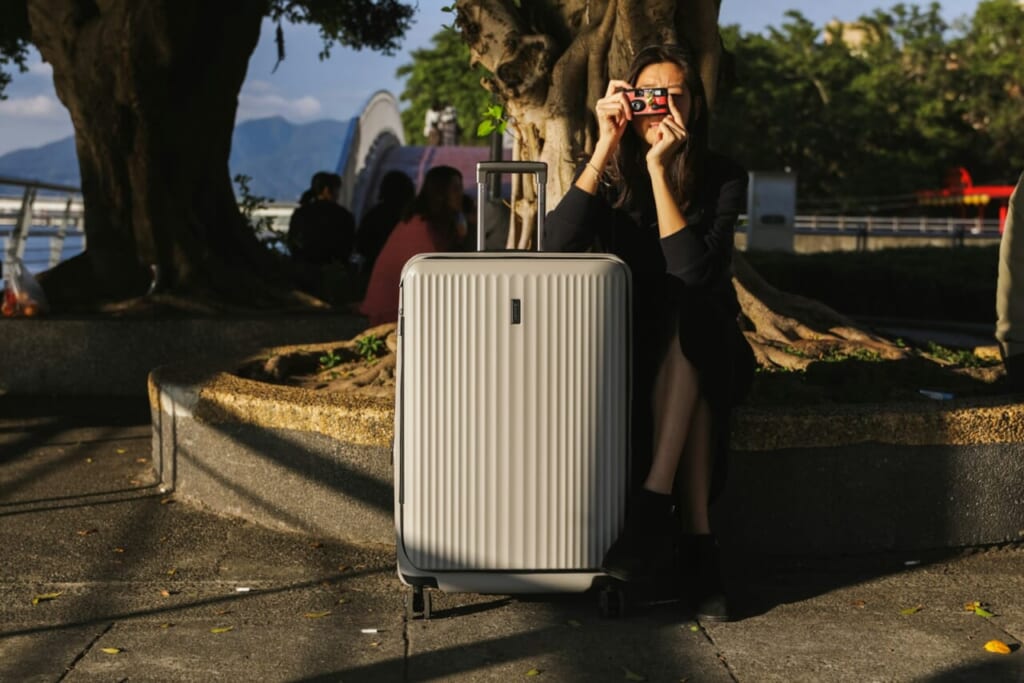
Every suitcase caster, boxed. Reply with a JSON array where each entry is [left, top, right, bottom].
[[406, 585, 432, 620], [598, 582, 626, 618]]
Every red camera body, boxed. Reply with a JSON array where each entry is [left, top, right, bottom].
[[624, 88, 669, 116]]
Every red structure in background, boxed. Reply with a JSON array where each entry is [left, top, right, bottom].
[[916, 167, 1015, 232]]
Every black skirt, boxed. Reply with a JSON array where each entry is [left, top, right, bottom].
[[629, 275, 755, 502]]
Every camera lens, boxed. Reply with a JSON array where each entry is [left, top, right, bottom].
[[630, 99, 645, 113]]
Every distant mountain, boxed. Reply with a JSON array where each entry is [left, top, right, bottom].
[[0, 116, 351, 202]]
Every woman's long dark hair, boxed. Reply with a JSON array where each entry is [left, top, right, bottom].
[[607, 44, 709, 212], [406, 165, 463, 239]]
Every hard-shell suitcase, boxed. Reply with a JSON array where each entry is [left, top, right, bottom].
[[394, 161, 632, 619]]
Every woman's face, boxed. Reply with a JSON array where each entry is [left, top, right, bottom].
[[629, 61, 693, 149]]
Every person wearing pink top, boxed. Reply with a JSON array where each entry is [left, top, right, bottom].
[[359, 166, 466, 325]]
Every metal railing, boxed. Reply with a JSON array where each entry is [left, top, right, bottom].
[[737, 213, 1001, 249], [3, 172, 1003, 286], [0, 176, 84, 283]]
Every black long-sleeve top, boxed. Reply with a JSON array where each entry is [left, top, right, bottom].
[[545, 152, 747, 325]]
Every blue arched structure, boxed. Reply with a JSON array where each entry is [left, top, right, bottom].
[[335, 90, 504, 222]]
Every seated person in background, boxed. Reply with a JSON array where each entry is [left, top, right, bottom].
[[287, 172, 356, 266], [355, 170, 416, 274], [359, 165, 466, 325]]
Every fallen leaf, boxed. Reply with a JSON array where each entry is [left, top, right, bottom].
[[850, 600, 867, 608], [567, 619, 582, 628], [984, 640, 1012, 655], [305, 611, 331, 619], [160, 589, 172, 598], [623, 666, 647, 681], [85, 458, 93, 463], [525, 669, 542, 677], [77, 529, 98, 537], [160, 497, 174, 505], [167, 568, 177, 576], [116, 449, 126, 454], [964, 601, 982, 611], [31, 592, 62, 605], [689, 625, 700, 632], [310, 542, 323, 548], [370, 641, 381, 647], [210, 625, 234, 634], [159, 623, 173, 629], [974, 606, 995, 618], [899, 605, 924, 616], [136, 457, 148, 463], [100, 647, 121, 655], [215, 609, 232, 616]]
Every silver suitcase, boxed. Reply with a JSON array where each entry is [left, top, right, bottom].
[[394, 161, 632, 618]]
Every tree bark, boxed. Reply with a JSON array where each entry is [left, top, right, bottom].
[[27, 0, 316, 309], [454, 0, 906, 369]]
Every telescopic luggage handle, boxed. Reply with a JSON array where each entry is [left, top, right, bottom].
[[475, 161, 547, 252]]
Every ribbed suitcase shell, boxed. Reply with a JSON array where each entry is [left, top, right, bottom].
[[395, 252, 631, 593]]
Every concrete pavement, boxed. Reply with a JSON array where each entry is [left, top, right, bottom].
[[2, 397, 1023, 682]]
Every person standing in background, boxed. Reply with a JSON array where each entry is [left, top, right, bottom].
[[996, 171, 1024, 389]]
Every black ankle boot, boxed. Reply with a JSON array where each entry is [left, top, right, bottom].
[[679, 533, 733, 622], [601, 490, 674, 582]]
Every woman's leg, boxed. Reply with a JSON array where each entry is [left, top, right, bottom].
[[676, 397, 713, 534], [644, 331, 701, 494]]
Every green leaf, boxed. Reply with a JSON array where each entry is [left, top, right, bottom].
[[101, 647, 121, 655], [487, 105, 504, 118], [899, 605, 924, 616], [210, 625, 235, 634], [477, 120, 496, 137], [525, 668, 542, 676], [974, 607, 995, 618], [304, 611, 331, 619]]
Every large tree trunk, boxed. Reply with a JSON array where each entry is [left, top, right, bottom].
[[454, 0, 906, 369], [27, 0, 318, 311]]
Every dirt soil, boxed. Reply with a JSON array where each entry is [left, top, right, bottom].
[[235, 323, 1010, 407]]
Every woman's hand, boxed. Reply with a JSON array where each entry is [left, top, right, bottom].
[[645, 95, 689, 174], [593, 80, 634, 157]]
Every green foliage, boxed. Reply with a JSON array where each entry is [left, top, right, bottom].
[[395, 28, 494, 146], [233, 174, 284, 251], [0, 0, 29, 99], [0, 1, 414, 98], [714, 2, 1024, 207], [268, 0, 414, 57], [319, 349, 342, 370], [924, 341, 1000, 368], [477, 105, 508, 138], [356, 333, 385, 361]]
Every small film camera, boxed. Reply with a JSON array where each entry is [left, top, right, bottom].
[[623, 87, 669, 115]]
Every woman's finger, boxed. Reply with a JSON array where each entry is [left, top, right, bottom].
[[605, 79, 634, 98]]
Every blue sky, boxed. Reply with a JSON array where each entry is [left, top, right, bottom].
[[0, 0, 983, 155]]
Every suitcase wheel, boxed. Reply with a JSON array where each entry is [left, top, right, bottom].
[[598, 583, 626, 618], [406, 585, 432, 620]]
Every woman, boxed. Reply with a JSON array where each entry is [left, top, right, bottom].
[[359, 165, 467, 325], [546, 44, 755, 622]]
